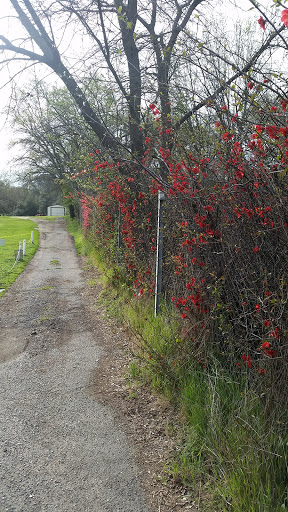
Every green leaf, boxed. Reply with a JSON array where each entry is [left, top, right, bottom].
[[279, 166, 288, 178]]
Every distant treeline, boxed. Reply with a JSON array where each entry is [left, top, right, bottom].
[[0, 179, 61, 216]]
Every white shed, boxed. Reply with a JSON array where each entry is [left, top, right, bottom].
[[47, 205, 66, 216]]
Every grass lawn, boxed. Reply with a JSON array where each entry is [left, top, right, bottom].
[[0, 217, 39, 296]]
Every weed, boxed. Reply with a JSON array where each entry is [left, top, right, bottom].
[[127, 390, 138, 400], [50, 259, 60, 266], [88, 279, 98, 286], [129, 361, 141, 379]]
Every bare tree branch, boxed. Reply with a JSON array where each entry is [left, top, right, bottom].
[[176, 25, 287, 129], [0, 34, 47, 62]]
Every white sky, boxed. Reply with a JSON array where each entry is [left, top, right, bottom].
[[0, 0, 285, 183]]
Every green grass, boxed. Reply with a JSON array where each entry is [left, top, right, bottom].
[[67, 218, 106, 272], [39, 316, 51, 322], [0, 216, 39, 296], [167, 367, 287, 512], [67, 217, 288, 512], [88, 278, 98, 286], [50, 259, 60, 266]]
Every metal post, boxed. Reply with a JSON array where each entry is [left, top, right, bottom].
[[31, 231, 34, 244], [155, 191, 165, 317], [23, 239, 26, 256], [18, 241, 23, 261], [118, 204, 122, 249]]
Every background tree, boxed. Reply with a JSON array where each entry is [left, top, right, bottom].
[[1, 0, 286, 183], [0, 179, 41, 215]]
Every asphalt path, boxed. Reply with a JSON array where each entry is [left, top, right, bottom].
[[0, 219, 152, 512]]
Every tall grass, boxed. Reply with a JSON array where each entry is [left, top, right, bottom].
[[67, 217, 288, 512], [172, 366, 287, 511]]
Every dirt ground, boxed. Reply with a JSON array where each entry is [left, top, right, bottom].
[[0, 218, 199, 511], [83, 267, 200, 512]]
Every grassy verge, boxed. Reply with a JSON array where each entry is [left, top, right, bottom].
[[0, 216, 39, 296], [67, 218, 288, 512]]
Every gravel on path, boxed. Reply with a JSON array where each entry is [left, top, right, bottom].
[[0, 219, 153, 512]]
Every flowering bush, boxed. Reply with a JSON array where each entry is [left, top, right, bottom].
[[281, 9, 288, 28], [66, 94, 288, 409]]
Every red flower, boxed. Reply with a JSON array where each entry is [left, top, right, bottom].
[[186, 278, 196, 290], [247, 81, 254, 90], [257, 368, 267, 375], [265, 349, 277, 358], [255, 124, 263, 133], [270, 327, 280, 339], [222, 132, 234, 141], [253, 246, 259, 253], [258, 16, 266, 30], [265, 125, 279, 139], [281, 9, 288, 28], [241, 354, 253, 368], [260, 341, 271, 349]]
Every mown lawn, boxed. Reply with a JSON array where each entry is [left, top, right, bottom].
[[0, 217, 39, 296]]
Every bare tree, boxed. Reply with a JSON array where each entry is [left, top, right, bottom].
[[0, 0, 287, 182]]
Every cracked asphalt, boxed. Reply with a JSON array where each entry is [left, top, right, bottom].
[[0, 219, 152, 512]]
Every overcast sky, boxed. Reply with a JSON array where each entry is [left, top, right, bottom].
[[0, 0, 61, 182], [0, 0, 281, 183]]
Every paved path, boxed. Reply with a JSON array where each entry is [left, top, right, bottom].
[[0, 219, 152, 512]]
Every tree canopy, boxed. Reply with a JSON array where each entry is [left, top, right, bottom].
[[1, 1, 287, 183]]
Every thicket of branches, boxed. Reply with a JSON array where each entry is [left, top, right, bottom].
[[67, 96, 287, 409]]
